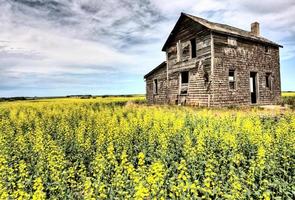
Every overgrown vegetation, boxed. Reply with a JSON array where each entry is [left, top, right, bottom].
[[0, 97, 294, 199], [281, 92, 295, 109]]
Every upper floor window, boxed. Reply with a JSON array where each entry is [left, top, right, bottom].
[[190, 38, 197, 58], [265, 73, 272, 90], [228, 37, 237, 46], [177, 40, 182, 62], [182, 45, 190, 57], [167, 46, 177, 59], [265, 46, 269, 53], [153, 79, 158, 94], [228, 69, 236, 90]]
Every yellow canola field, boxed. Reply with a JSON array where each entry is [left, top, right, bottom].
[[0, 97, 294, 199]]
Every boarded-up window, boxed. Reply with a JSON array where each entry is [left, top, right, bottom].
[[180, 71, 189, 94], [229, 70, 236, 89], [190, 38, 196, 58], [266, 73, 271, 90], [153, 79, 158, 94]]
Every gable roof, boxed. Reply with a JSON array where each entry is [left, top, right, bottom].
[[144, 61, 166, 79], [162, 13, 282, 51]]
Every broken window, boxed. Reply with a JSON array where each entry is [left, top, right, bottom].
[[228, 37, 237, 46], [167, 46, 177, 59], [180, 71, 189, 94], [265, 73, 271, 90], [177, 40, 182, 62], [153, 79, 158, 94], [228, 69, 236, 90], [190, 38, 197, 58], [182, 45, 190, 57]]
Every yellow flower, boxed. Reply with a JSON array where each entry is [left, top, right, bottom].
[[32, 177, 46, 200]]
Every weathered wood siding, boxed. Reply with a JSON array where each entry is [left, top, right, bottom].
[[146, 66, 167, 104], [211, 32, 281, 106], [165, 18, 212, 106], [145, 15, 281, 107]]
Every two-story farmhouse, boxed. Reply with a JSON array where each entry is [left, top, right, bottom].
[[144, 13, 282, 106]]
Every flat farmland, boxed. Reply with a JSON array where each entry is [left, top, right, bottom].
[[0, 97, 294, 199]]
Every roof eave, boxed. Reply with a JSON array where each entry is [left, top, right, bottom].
[[163, 13, 283, 49], [211, 30, 283, 48]]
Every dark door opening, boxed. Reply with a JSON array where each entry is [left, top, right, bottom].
[[250, 72, 257, 104]]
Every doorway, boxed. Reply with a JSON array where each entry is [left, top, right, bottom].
[[250, 72, 257, 104]]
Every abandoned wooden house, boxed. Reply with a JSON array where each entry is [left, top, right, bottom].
[[144, 13, 282, 106]]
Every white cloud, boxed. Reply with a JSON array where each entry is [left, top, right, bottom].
[[0, 0, 294, 96]]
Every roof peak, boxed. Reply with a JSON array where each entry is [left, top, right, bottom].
[[162, 13, 282, 51]]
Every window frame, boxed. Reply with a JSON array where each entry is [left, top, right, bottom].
[[190, 38, 197, 59], [179, 71, 189, 95], [153, 79, 158, 95], [265, 46, 270, 54], [265, 72, 272, 90], [176, 40, 182, 62], [228, 37, 237, 47], [228, 69, 236, 90], [181, 71, 189, 84]]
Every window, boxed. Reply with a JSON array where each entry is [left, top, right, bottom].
[[181, 71, 189, 84], [167, 46, 177, 59], [265, 46, 269, 53], [190, 38, 196, 58], [266, 73, 271, 90], [182, 45, 190, 57], [180, 71, 189, 94], [228, 70, 236, 89], [177, 40, 182, 62], [153, 79, 158, 94], [228, 37, 237, 46], [204, 72, 209, 86]]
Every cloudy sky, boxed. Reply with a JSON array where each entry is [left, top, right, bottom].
[[0, 0, 294, 97]]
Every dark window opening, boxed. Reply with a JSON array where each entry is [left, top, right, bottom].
[[181, 71, 189, 84], [180, 89, 188, 95], [265, 46, 269, 53], [190, 38, 196, 58], [168, 52, 173, 58], [153, 79, 158, 94], [250, 72, 257, 104], [204, 72, 209, 85], [266, 73, 271, 90], [229, 69, 235, 90], [180, 71, 189, 95]]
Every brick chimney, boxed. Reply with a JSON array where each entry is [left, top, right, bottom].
[[251, 22, 260, 36]]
